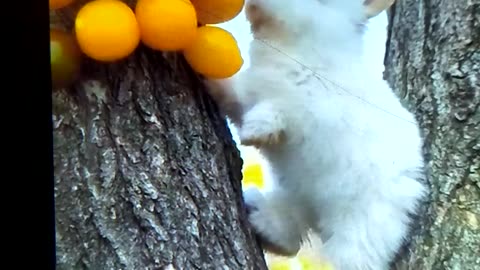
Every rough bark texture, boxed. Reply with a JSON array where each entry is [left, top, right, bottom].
[[384, 0, 480, 269], [52, 2, 267, 269]]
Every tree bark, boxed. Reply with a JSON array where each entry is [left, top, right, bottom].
[[52, 1, 267, 269], [384, 0, 480, 269]]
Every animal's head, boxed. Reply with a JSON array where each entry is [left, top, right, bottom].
[[245, 0, 395, 49]]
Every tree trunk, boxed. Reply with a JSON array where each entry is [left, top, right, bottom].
[[383, 0, 479, 269], [52, 2, 267, 269]]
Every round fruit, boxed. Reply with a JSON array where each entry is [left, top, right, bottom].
[[191, 0, 244, 24], [75, 0, 140, 61], [183, 26, 243, 79], [135, 0, 197, 51], [50, 29, 81, 90], [49, 0, 74, 10]]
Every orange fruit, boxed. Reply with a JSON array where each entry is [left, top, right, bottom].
[[135, 0, 197, 51], [183, 26, 243, 79], [191, 0, 244, 24], [50, 28, 82, 89], [49, 0, 74, 10], [75, 0, 140, 62]]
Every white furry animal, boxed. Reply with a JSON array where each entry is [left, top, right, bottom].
[[205, 0, 427, 269]]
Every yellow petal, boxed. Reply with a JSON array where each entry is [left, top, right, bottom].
[[298, 255, 335, 270], [242, 163, 264, 189]]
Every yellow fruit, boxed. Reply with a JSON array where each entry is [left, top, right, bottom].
[[183, 26, 243, 79], [75, 0, 140, 61], [191, 0, 244, 24], [242, 163, 264, 189], [136, 0, 197, 51]]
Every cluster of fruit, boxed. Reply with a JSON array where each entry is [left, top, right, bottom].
[[50, 0, 244, 89]]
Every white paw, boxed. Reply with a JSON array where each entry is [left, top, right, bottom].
[[243, 188, 301, 256], [238, 102, 287, 147], [243, 187, 265, 212], [239, 117, 285, 147]]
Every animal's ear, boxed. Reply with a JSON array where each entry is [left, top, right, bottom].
[[363, 0, 395, 18]]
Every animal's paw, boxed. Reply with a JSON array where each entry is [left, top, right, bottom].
[[238, 118, 286, 147], [243, 186, 265, 213], [243, 187, 301, 257]]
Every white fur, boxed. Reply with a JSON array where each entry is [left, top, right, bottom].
[[205, 0, 427, 269]]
